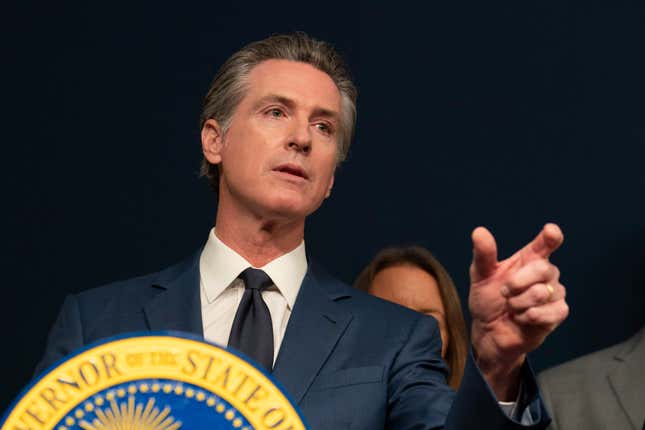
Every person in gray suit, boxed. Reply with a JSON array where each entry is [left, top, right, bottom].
[[537, 326, 645, 430]]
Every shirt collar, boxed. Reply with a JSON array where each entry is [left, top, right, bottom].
[[199, 228, 307, 310]]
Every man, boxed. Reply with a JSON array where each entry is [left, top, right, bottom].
[[36, 33, 569, 429], [538, 325, 645, 430]]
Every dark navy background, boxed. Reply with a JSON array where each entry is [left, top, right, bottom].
[[4, 1, 645, 409]]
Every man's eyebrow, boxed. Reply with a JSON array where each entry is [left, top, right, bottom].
[[253, 94, 340, 122], [253, 94, 296, 110], [311, 106, 340, 123]]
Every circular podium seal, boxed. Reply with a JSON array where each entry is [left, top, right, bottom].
[[2, 333, 308, 430]]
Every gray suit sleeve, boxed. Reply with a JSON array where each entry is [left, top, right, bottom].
[[33, 294, 85, 377]]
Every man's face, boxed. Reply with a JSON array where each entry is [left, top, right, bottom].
[[202, 59, 341, 222]]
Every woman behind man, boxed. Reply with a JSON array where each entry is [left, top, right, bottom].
[[354, 246, 469, 389]]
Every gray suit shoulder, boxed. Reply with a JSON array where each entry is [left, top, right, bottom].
[[539, 342, 620, 385], [539, 327, 644, 385], [537, 327, 645, 430]]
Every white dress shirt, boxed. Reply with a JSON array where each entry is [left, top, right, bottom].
[[199, 228, 307, 365]]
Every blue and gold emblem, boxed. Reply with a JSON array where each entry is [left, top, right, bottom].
[[2, 333, 307, 429]]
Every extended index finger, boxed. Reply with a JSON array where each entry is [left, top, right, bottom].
[[471, 226, 498, 282], [521, 223, 564, 260]]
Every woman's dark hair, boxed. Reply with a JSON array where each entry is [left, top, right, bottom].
[[354, 246, 468, 389]]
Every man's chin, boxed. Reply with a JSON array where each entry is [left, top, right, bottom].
[[261, 196, 321, 221], [262, 204, 310, 221]]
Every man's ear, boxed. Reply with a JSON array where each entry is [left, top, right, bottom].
[[201, 119, 224, 165], [324, 173, 335, 198]]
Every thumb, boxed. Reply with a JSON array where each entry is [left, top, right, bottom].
[[471, 226, 498, 283]]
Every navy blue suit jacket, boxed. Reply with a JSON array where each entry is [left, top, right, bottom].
[[36, 251, 549, 429]]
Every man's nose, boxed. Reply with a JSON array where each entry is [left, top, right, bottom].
[[287, 119, 312, 155]]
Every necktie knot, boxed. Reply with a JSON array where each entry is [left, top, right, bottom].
[[239, 268, 273, 291]]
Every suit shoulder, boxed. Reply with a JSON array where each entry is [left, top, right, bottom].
[[352, 286, 429, 323], [538, 337, 626, 389], [73, 251, 199, 306], [309, 263, 437, 336]]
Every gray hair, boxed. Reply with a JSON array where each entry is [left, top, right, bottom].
[[199, 32, 357, 191]]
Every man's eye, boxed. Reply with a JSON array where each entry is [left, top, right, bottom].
[[316, 123, 332, 134], [268, 108, 284, 118]]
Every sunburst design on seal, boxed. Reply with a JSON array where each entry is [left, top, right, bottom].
[[78, 395, 181, 430]]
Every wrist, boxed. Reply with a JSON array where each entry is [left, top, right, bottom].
[[476, 353, 523, 401], [471, 322, 525, 401]]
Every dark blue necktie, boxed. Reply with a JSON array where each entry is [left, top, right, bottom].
[[228, 268, 274, 371]]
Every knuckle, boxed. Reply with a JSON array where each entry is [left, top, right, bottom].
[[506, 276, 521, 291], [541, 264, 553, 279], [534, 260, 550, 276], [528, 284, 546, 304], [512, 294, 532, 311], [507, 296, 519, 309], [525, 307, 540, 323], [533, 285, 548, 302]]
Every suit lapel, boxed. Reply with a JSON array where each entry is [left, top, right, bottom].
[[272, 265, 353, 404], [608, 328, 645, 429], [141, 252, 353, 405], [143, 251, 203, 336]]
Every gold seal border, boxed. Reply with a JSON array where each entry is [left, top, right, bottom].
[[3, 336, 305, 430], [55, 380, 250, 430]]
